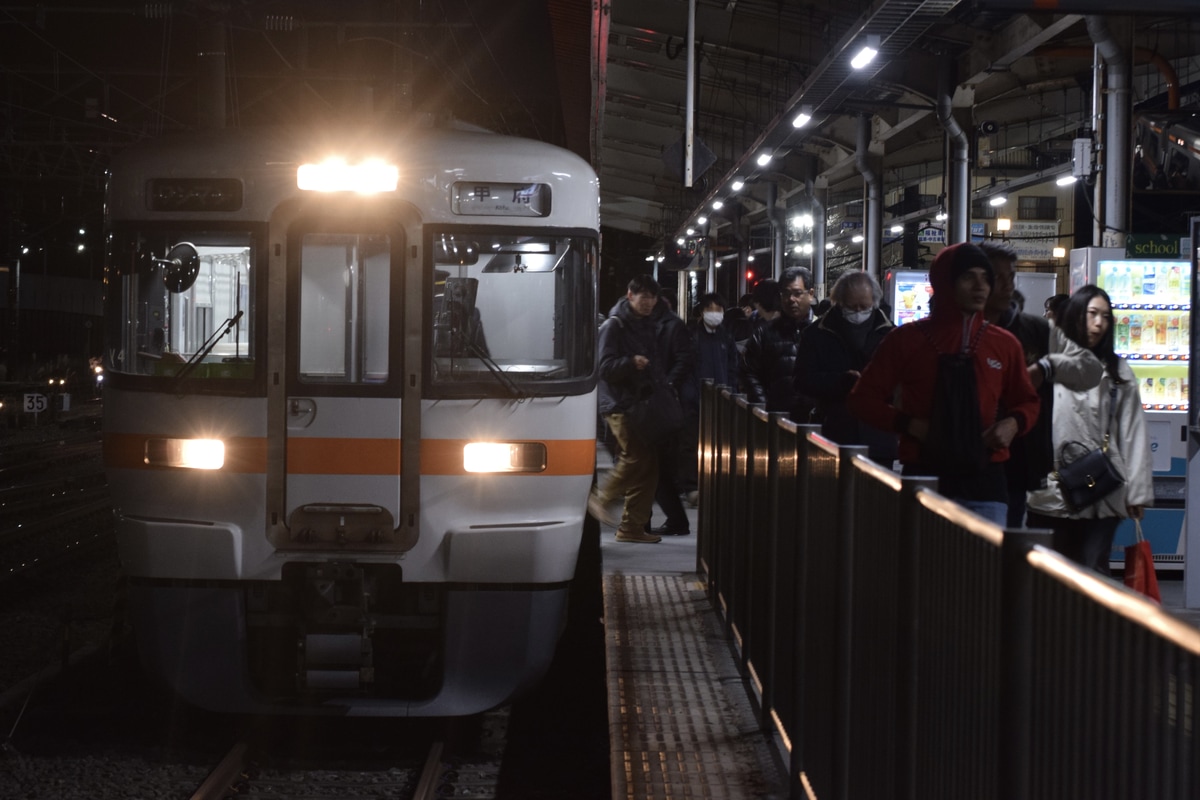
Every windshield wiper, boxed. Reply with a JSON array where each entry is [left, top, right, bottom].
[[465, 342, 527, 401], [172, 310, 243, 388]]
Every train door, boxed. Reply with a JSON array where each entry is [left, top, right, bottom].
[[279, 215, 410, 552]]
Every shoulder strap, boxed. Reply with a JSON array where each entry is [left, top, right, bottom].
[[1102, 384, 1118, 450]]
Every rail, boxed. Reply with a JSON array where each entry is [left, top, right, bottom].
[[697, 382, 1200, 800]]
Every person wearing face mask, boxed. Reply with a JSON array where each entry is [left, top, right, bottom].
[[793, 271, 898, 464], [680, 293, 740, 505]]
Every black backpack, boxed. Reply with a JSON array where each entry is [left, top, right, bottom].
[[918, 321, 989, 476]]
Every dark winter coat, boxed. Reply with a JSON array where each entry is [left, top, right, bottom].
[[741, 313, 813, 420], [597, 298, 694, 416], [794, 306, 896, 461]]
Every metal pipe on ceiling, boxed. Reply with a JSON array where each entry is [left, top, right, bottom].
[[685, 0, 696, 187], [937, 57, 970, 245]]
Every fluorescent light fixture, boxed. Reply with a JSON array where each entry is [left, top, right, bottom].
[[791, 213, 813, 228], [1053, 246, 1067, 258], [756, 152, 773, 167], [997, 218, 1012, 231], [686, 227, 695, 236], [297, 158, 399, 193], [144, 438, 225, 470], [851, 35, 880, 70], [1056, 175, 1078, 186], [935, 209, 948, 221], [697, 215, 708, 225], [826, 242, 835, 250], [792, 104, 813, 128], [712, 200, 724, 210], [463, 442, 547, 473], [731, 178, 745, 191], [989, 195, 1008, 207], [852, 234, 865, 244], [644, 255, 655, 262], [890, 224, 904, 234]]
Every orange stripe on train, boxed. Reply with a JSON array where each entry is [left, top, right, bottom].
[[103, 434, 595, 476]]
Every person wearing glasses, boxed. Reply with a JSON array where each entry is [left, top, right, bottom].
[[741, 266, 817, 423]]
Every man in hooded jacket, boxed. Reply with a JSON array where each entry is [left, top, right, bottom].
[[847, 242, 1040, 525]]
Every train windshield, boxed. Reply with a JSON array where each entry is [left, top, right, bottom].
[[106, 227, 258, 383], [429, 231, 596, 394]]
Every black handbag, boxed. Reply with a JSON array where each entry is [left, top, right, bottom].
[[1054, 386, 1125, 512], [624, 372, 684, 444]]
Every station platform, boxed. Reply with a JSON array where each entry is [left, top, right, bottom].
[[596, 454, 787, 800]]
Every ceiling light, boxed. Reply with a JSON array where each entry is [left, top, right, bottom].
[[731, 178, 744, 191], [686, 227, 695, 236], [676, 237, 685, 246], [989, 195, 1008, 207], [935, 208, 947, 222], [747, 254, 756, 262], [801, 243, 813, 255], [644, 255, 655, 262], [890, 224, 904, 234], [825, 242, 835, 250], [712, 200, 724, 210], [756, 152, 773, 167], [792, 104, 813, 129], [792, 213, 813, 228], [850, 35, 880, 70], [852, 234, 864, 243], [1056, 175, 1077, 186], [697, 215, 708, 225], [793, 245, 803, 254]]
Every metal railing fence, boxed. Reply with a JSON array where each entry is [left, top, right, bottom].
[[697, 383, 1200, 800]]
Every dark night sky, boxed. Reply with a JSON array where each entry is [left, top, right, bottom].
[[0, 1, 568, 273]]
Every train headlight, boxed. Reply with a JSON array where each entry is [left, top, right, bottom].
[[144, 438, 225, 470], [462, 442, 547, 474], [297, 159, 399, 193]]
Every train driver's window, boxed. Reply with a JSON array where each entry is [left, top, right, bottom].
[[106, 229, 257, 381]]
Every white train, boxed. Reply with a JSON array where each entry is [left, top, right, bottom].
[[101, 124, 599, 715]]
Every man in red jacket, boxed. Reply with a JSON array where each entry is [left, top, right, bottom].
[[847, 242, 1040, 525]]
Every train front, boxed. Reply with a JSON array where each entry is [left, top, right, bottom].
[[101, 127, 600, 715]]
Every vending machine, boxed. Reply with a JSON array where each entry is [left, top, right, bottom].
[[882, 269, 933, 326], [1071, 247, 1190, 570]]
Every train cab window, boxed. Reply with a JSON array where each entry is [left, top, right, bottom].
[[106, 228, 258, 383], [297, 233, 391, 384], [428, 231, 597, 396]]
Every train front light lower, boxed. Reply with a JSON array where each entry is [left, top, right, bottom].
[[462, 442, 547, 474], [144, 438, 225, 470]]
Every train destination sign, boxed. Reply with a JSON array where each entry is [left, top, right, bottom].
[[452, 183, 550, 217]]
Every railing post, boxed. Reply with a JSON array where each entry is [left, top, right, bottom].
[[894, 475, 936, 800], [999, 528, 1053, 800], [760, 411, 789, 733], [833, 444, 869, 800], [788, 424, 821, 800]]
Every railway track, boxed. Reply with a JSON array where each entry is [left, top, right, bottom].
[[189, 711, 508, 800]]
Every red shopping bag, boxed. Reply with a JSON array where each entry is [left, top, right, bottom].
[[1123, 520, 1161, 603]]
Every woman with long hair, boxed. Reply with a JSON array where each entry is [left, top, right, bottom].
[[1026, 285, 1154, 574]]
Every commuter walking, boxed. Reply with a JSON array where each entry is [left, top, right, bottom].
[[643, 290, 695, 536], [979, 240, 1103, 527], [680, 292, 739, 506], [1026, 285, 1153, 574], [589, 274, 677, 543], [793, 270, 897, 464], [846, 242, 1040, 525], [742, 267, 817, 422]]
